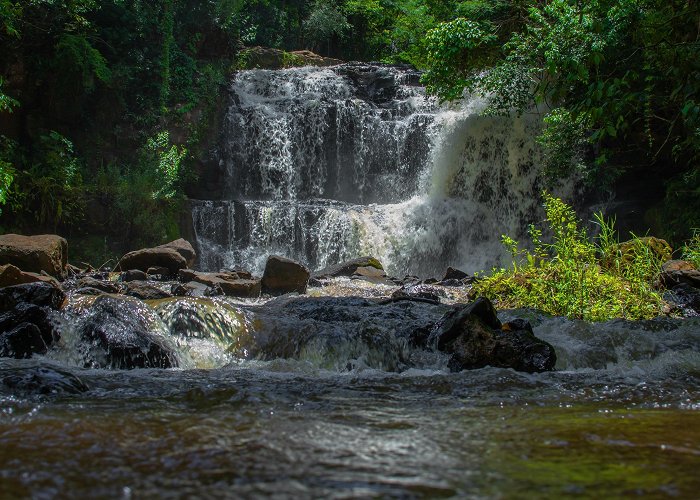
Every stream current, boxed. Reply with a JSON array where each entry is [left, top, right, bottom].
[[2, 64, 700, 498]]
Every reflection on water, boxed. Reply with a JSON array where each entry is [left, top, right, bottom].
[[1, 362, 700, 498]]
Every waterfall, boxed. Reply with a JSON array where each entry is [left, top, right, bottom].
[[193, 63, 567, 277]]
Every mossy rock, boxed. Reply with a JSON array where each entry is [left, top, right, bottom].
[[602, 236, 672, 269]]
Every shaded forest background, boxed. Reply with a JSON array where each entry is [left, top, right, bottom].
[[0, 0, 698, 266]]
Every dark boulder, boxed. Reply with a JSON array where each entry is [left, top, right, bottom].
[[262, 256, 309, 295], [0, 303, 57, 345], [663, 283, 700, 317], [0, 234, 68, 277], [122, 269, 148, 282], [0, 323, 47, 358], [0, 282, 66, 312], [442, 266, 469, 281], [313, 256, 384, 279], [430, 297, 556, 373], [0, 285, 63, 358], [77, 295, 179, 369]]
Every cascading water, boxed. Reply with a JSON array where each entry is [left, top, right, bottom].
[[192, 63, 564, 277]]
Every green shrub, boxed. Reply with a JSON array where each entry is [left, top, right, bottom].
[[473, 193, 666, 321], [682, 231, 700, 268]]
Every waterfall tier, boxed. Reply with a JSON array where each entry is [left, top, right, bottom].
[[194, 63, 563, 277]]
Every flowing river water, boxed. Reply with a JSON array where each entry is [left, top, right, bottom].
[[2, 64, 700, 498]]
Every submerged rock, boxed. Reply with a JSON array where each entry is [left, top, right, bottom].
[[262, 256, 309, 295], [124, 281, 173, 300], [0, 234, 68, 277], [430, 297, 556, 373], [76, 295, 179, 369], [1, 366, 88, 395]]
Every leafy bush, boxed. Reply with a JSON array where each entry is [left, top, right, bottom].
[[473, 193, 666, 321]]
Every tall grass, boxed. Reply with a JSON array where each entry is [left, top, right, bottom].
[[473, 193, 666, 321]]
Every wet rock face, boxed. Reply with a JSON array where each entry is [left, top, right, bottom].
[[0, 282, 66, 312], [0, 323, 47, 358], [76, 296, 179, 369], [262, 256, 309, 295], [430, 297, 556, 373], [0, 283, 65, 359], [0, 234, 68, 277]]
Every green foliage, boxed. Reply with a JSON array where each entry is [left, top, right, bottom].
[[682, 231, 700, 269], [304, 0, 351, 52], [422, 0, 700, 189], [8, 131, 86, 230], [144, 131, 187, 200], [537, 108, 594, 181], [0, 78, 19, 113], [54, 33, 111, 93], [422, 18, 498, 101], [0, 0, 21, 36], [473, 193, 666, 321]]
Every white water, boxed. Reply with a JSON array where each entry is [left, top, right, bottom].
[[193, 64, 572, 277]]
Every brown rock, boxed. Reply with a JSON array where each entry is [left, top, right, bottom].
[[660, 260, 700, 289], [177, 269, 260, 297], [0, 234, 68, 277], [262, 255, 309, 295], [116, 247, 187, 275], [0, 264, 59, 287], [157, 239, 196, 268]]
